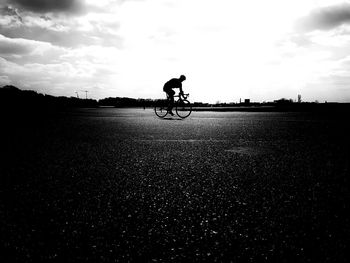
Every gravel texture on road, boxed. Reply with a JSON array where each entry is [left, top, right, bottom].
[[1, 108, 349, 262]]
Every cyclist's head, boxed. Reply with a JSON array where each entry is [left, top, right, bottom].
[[180, 75, 186, 81]]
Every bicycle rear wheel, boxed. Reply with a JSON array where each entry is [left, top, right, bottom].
[[154, 102, 168, 118], [175, 100, 192, 118]]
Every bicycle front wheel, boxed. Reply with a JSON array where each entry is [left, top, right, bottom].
[[154, 103, 168, 118], [175, 100, 192, 118]]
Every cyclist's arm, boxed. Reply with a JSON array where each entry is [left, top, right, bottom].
[[178, 83, 183, 94]]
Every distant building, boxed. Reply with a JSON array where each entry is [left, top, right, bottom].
[[244, 99, 250, 104], [298, 94, 301, 103]]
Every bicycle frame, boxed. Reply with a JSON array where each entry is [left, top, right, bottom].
[[170, 93, 189, 103]]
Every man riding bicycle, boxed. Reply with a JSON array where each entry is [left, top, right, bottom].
[[163, 75, 186, 116]]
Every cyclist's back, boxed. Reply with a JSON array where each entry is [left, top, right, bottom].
[[163, 78, 183, 92]]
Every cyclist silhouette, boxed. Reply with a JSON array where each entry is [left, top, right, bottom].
[[163, 75, 186, 115]]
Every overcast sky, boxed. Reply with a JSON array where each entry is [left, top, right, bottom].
[[1, 0, 350, 103]]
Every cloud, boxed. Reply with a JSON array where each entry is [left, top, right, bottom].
[[0, 74, 10, 85], [0, 57, 118, 98], [0, 39, 121, 98], [0, 34, 55, 56], [0, 5, 23, 27], [2, 0, 138, 15], [296, 3, 350, 32], [0, 24, 123, 48], [0, 34, 67, 67], [0, 56, 97, 96], [0, 35, 33, 56], [6, 0, 86, 14], [0, 7, 123, 48], [0, 5, 23, 21]]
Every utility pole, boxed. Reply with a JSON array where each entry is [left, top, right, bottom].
[[75, 91, 79, 99], [80, 90, 88, 99]]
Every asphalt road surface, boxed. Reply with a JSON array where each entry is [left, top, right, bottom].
[[1, 108, 349, 262]]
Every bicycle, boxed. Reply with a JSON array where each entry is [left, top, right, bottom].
[[154, 92, 192, 119]]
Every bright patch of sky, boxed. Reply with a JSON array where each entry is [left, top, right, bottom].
[[1, 0, 350, 102]]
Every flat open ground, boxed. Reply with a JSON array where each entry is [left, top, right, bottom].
[[1, 108, 349, 262]]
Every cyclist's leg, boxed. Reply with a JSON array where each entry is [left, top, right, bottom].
[[165, 90, 175, 112], [168, 90, 175, 113]]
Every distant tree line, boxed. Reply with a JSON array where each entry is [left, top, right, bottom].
[[1, 85, 349, 114], [0, 85, 156, 109], [0, 85, 98, 111]]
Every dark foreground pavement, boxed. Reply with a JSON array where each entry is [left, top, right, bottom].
[[1, 108, 349, 262]]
